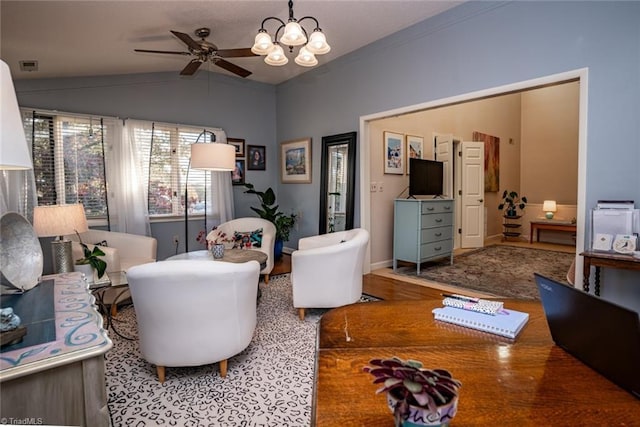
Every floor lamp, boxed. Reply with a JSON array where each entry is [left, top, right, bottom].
[[184, 131, 235, 252]]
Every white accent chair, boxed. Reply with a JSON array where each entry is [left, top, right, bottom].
[[212, 218, 276, 283], [292, 228, 370, 320], [66, 229, 157, 314], [126, 259, 260, 383]]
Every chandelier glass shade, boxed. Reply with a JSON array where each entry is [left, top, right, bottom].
[[251, 0, 330, 68]]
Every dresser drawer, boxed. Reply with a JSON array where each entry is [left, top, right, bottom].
[[421, 240, 453, 260], [422, 212, 453, 228], [421, 226, 453, 242], [421, 201, 453, 215]]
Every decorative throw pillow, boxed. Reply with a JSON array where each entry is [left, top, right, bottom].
[[233, 228, 263, 249], [93, 240, 109, 247]]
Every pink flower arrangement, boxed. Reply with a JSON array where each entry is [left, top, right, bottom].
[[205, 226, 234, 247]]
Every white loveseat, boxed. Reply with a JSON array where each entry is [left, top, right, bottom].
[[291, 228, 370, 320], [212, 218, 276, 283], [127, 259, 260, 383]]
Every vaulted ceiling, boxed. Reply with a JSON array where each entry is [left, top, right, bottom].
[[1, 1, 462, 85]]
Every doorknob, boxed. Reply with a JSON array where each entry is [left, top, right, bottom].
[[478, 199, 484, 202]]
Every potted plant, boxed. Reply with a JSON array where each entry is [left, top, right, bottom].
[[243, 183, 297, 258], [74, 232, 107, 282], [364, 357, 462, 427], [498, 190, 528, 217]]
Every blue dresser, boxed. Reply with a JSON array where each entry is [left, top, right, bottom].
[[393, 198, 454, 274]]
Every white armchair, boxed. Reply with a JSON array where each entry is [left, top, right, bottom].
[[291, 228, 370, 320], [66, 229, 157, 313], [126, 259, 260, 383], [213, 218, 276, 283]]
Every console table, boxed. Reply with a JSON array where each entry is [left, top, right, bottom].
[[580, 250, 640, 296], [313, 299, 639, 425], [0, 272, 112, 426], [529, 220, 576, 244]]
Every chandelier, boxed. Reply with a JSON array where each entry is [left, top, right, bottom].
[[251, 0, 331, 67]]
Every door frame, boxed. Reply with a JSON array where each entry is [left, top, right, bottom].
[[359, 68, 588, 288]]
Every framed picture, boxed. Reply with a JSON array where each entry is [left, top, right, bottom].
[[383, 131, 404, 174], [231, 159, 245, 185], [247, 145, 266, 171], [281, 138, 312, 183], [228, 138, 245, 158], [406, 135, 424, 174]]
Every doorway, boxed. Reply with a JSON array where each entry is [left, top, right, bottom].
[[359, 68, 588, 286]]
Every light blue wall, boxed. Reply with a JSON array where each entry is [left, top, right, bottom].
[[275, 1, 640, 308], [15, 71, 278, 261]]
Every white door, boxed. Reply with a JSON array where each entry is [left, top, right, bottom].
[[434, 135, 454, 198], [461, 141, 485, 248]]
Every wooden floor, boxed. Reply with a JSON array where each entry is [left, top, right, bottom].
[[273, 239, 575, 302], [272, 253, 445, 301]]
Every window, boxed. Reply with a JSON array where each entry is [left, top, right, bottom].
[[23, 110, 110, 218], [131, 122, 214, 218]]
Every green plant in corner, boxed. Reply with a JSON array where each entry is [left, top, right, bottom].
[[243, 183, 297, 242], [498, 190, 528, 217], [74, 232, 107, 278]]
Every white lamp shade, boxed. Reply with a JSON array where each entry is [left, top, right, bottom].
[[251, 31, 273, 55], [542, 200, 557, 212], [265, 44, 289, 66], [33, 204, 89, 237], [306, 30, 331, 55], [1, 60, 32, 170], [295, 46, 318, 67], [190, 143, 235, 171], [280, 21, 307, 46]]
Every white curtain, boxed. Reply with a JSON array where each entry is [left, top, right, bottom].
[[105, 119, 151, 236], [207, 129, 235, 226]]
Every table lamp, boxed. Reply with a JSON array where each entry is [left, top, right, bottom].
[[33, 204, 89, 273], [542, 200, 557, 219]]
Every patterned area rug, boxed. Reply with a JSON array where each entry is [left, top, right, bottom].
[[105, 274, 375, 426], [395, 245, 574, 300]]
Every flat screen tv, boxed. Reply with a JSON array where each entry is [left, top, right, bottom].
[[409, 158, 444, 198]]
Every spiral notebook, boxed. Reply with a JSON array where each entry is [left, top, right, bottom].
[[432, 306, 529, 339]]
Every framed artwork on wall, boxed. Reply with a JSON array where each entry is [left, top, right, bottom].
[[383, 131, 404, 174], [406, 135, 424, 174], [281, 138, 312, 183], [228, 138, 245, 158], [247, 145, 266, 170], [232, 159, 245, 185]]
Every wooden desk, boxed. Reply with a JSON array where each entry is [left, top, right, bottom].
[[580, 250, 640, 296], [313, 300, 639, 426], [529, 220, 576, 244]]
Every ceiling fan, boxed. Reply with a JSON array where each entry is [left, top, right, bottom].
[[134, 27, 257, 78]]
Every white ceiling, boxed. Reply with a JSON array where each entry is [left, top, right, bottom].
[[1, 0, 462, 85]]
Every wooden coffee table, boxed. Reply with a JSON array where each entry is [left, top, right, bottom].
[[167, 249, 267, 270]]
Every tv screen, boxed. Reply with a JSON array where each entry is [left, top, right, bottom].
[[409, 158, 444, 197]]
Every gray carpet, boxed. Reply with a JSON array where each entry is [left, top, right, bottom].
[[395, 245, 574, 300], [105, 274, 376, 426]]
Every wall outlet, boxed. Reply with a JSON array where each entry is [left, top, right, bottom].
[[378, 182, 384, 192], [173, 235, 179, 244]]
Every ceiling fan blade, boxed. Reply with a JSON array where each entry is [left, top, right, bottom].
[[216, 48, 258, 58], [134, 49, 191, 55], [180, 59, 203, 76], [213, 58, 252, 78], [170, 30, 202, 51]]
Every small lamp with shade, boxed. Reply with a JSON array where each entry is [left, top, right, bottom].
[[543, 200, 557, 219]]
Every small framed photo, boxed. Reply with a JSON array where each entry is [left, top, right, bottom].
[[406, 135, 424, 174], [281, 138, 312, 183], [231, 159, 245, 185], [384, 131, 404, 174], [247, 145, 266, 171], [228, 138, 245, 158]]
